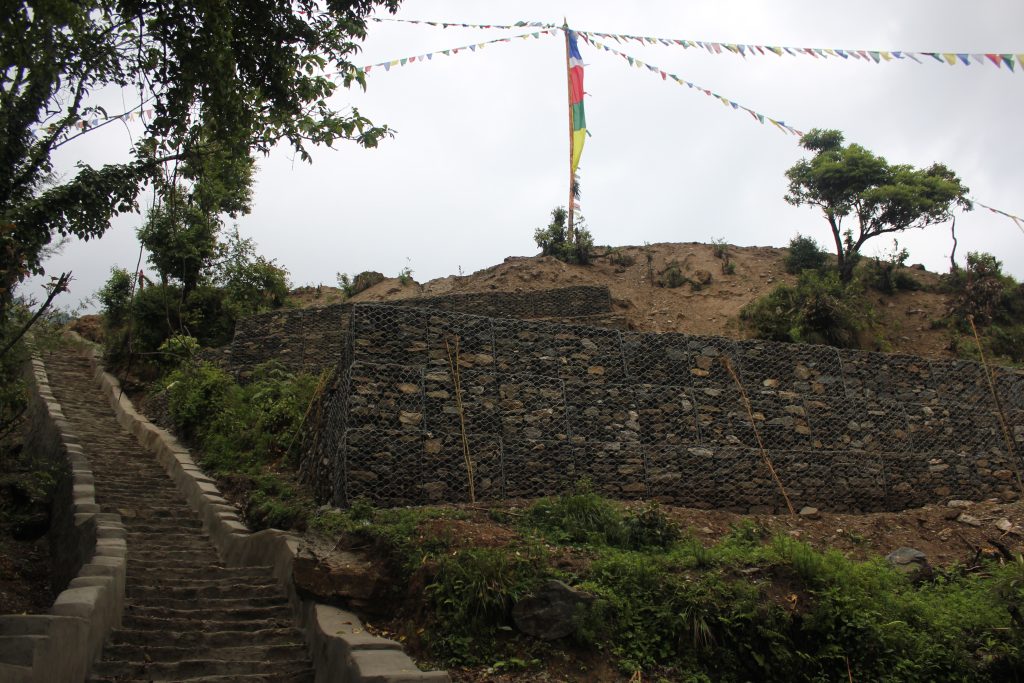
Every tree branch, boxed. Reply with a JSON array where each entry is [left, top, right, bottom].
[[0, 272, 72, 358]]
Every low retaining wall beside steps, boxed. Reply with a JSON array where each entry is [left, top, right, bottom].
[[299, 303, 1024, 513], [0, 348, 127, 683]]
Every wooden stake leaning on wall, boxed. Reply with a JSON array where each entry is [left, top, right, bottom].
[[445, 335, 476, 503], [721, 356, 796, 516], [967, 314, 1024, 497]]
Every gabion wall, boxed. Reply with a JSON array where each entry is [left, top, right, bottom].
[[227, 286, 620, 380], [298, 304, 1024, 513]]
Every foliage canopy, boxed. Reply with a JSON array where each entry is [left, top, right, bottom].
[[785, 129, 971, 282], [1, 0, 398, 317]]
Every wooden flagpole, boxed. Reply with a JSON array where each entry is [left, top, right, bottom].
[[563, 19, 575, 242]]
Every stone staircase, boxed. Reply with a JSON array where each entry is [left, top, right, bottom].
[[44, 352, 315, 682]]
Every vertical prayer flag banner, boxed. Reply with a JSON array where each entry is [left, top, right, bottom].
[[568, 29, 586, 174]]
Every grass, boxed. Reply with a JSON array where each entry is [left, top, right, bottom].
[[312, 491, 1024, 681]]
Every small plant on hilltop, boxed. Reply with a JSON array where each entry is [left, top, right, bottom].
[[398, 258, 414, 286], [862, 239, 920, 294], [534, 206, 594, 265]]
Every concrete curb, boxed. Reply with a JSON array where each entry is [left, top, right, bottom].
[[77, 338, 448, 683], [0, 349, 127, 683]]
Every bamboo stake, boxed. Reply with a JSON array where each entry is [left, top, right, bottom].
[[445, 335, 476, 503], [721, 356, 796, 515], [563, 19, 575, 242], [967, 315, 1024, 497]]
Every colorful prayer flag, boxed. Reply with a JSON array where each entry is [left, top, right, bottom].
[[567, 29, 586, 174]]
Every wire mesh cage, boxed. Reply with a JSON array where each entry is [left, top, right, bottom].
[[501, 439, 577, 500], [737, 339, 846, 398], [804, 396, 912, 453], [498, 374, 569, 442], [344, 362, 425, 433], [634, 384, 700, 446], [574, 442, 648, 499], [839, 349, 938, 404], [287, 302, 1024, 511], [418, 433, 504, 504], [565, 380, 640, 445], [622, 332, 690, 385]]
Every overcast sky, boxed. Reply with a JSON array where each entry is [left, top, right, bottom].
[[33, 0, 1024, 312]]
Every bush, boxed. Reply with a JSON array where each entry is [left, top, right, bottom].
[[97, 267, 134, 329], [607, 248, 636, 268], [534, 207, 594, 265], [862, 241, 920, 294], [336, 270, 385, 298], [784, 234, 830, 275], [740, 270, 870, 348], [659, 261, 688, 289], [942, 251, 1024, 363]]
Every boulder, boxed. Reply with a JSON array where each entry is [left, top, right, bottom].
[[886, 547, 928, 574], [512, 580, 594, 640]]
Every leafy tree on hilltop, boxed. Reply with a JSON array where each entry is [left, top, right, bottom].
[[785, 129, 971, 282], [0, 0, 399, 324]]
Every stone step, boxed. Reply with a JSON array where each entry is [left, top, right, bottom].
[[89, 657, 314, 680], [127, 558, 231, 572], [128, 575, 278, 591], [123, 604, 294, 624], [122, 615, 298, 633], [108, 626, 305, 648], [122, 521, 207, 532], [127, 583, 282, 601], [127, 565, 272, 581], [126, 594, 286, 610], [99, 642, 308, 664], [89, 670, 315, 683], [127, 548, 222, 562]]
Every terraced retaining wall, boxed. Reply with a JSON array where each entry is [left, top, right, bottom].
[[299, 303, 1024, 513], [227, 286, 619, 380]]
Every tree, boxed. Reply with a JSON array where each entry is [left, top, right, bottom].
[[0, 0, 399, 322], [137, 138, 254, 294], [784, 129, 971, 282]]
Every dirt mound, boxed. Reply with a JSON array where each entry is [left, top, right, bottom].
[[297, 242, 956, 359]]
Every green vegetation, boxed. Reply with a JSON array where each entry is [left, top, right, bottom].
[[336, 271, 385, 298], [863, 240, 921, 294], [0, 0, 399, 333], [740, 270, 870, 347], [534, 207, 594, 265], [783, 234, 830, 275], [310, 492, 1024, 680], [942, 252, 1024, 364], [162, 360, 318, 530], [98, 231, 288, 372], [785, 128, 970, 283]]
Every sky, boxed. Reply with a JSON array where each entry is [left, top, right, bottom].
[[31, 0, 1024, 312]]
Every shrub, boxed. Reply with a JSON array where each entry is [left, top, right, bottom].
[[659, 261, 687, 289], [607, 248, 636, 268], [863, 241, 919, 294], [740, 270, 870, 348], [337, 270, 385, 298], [534, 207, 594, 265], [942, 251, 1024, 363], [784, 234, 829, 275], [164, 361, 236, 440], [524, 488, 628, 547], [97, 267, 134, 329]]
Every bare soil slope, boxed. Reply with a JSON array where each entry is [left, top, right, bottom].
[[306, 242, 956, 359]]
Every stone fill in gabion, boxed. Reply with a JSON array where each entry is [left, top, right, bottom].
[[295, 303, 1024, 513]]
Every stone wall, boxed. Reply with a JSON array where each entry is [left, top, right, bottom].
[[299, 303, 1024, 513], [226, 286, 619, 380]]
